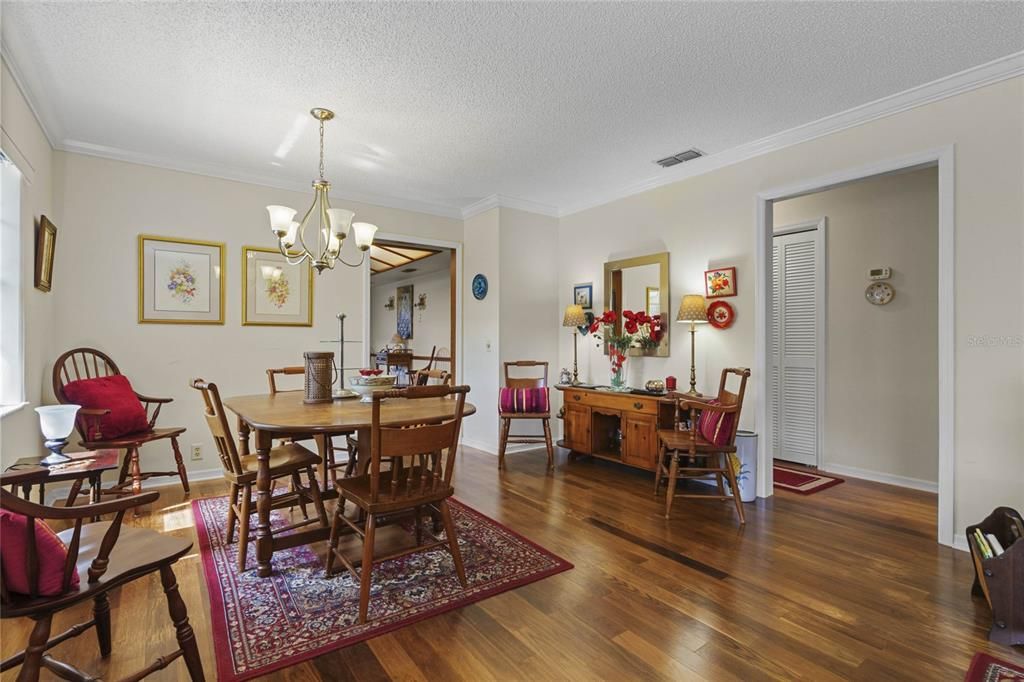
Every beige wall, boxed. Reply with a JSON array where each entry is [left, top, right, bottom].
[[0, 60, 57, 464], [559, 77, 1024, 539], [773, 167, 939, 486], [42, 151, 461, 477], [370, 267, 451, 356]]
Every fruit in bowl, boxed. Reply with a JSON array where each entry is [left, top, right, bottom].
[[358, 368, 384, 377], [349, 374, 397, 402]]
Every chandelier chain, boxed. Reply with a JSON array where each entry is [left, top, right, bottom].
[[318, 118, 326, 181]]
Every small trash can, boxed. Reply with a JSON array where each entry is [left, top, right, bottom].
[[733, 430, 758, 502]]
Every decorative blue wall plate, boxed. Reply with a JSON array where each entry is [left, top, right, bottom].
[[472, 273, 488, 300]]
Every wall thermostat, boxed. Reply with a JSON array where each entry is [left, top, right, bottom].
[[869, 267, 891, 280]]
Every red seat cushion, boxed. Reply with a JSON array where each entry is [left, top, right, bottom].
[[0, 510, 79, 596], [62, 375, 149, 440], [697, 399, 736, 447], [499, 387, 550, 414]]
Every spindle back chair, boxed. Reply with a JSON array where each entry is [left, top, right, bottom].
[[497, 360, 555, 471], [52, 347, 190, 497], [0, 468, 204, 681]]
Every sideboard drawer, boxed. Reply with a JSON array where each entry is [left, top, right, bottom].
[[580, 391, 658, 416]]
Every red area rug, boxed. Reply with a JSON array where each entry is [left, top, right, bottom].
[[773, 463, 844, 495], [192, 495, 572, 681], [964, 652, 1024, 681]]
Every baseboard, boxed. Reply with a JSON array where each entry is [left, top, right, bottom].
[[819, 462, 938, 493], [460, 438, 497, 456], [952, 533, 970, 553]]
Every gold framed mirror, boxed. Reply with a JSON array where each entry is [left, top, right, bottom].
[[602, 251, 670, 357]]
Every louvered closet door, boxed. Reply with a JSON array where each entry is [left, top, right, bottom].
[[771, 229, 822, 466]]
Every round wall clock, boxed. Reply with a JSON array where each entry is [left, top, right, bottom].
[[865, 281, 894, 305], [707, 300, 735, 329], [471, 274, 489, 300]]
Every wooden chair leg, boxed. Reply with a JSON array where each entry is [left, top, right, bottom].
[[160, 564, 205, 681], [715, 471, 726, 497], [65, 478, 84, 510], [18, 613, 53, 682], [290, 472, 310, 519], [306, 466, 328, 527], [542, 418, 554, 471], [358, 514, 377, 624], [171, 437, 190, 495], [326, 495, 344, 575], [664, 452, 680, 519], [129, 448, 143, 496], [654, 442, 666, 495], [117, 449, 132, 486], [237, 484, 252, 572], [93, 593, 112, 657], [414, 505, 425, 546], [723, 453, 746, 525], [497, 418, 510, 470], [225, 483, 240, 544], [439, 499, 468, 588]]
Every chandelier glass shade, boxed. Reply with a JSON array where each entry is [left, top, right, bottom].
[[266, 108, 377, 273]]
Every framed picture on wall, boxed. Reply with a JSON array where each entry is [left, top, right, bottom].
[[573, 282, 593, 310], [34, 216, 57, 292], [242, 246, 313, 326], [138, 234, 225, 324], [396, 284, 414, 339], [645, 286, 660, 316], [704, 266, 737, 298]]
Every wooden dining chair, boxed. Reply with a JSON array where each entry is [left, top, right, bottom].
[[414, 368, 452, 387], [53, 347, 190, 497], [0, 468, 204, 681], [497, 361, 555, 471], [191, 378, 328, 571], [266, 365, 357, 490], [326, 384, 470, 624], [654, 368, 751, 523]]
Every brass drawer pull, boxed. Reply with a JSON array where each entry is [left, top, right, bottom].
[[573, 394, 582, 401], [633, 401, 644, 410]]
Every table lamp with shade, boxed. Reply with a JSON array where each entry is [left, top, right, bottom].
[[35, 404, 81, 466], [676, 294, 708, 396], [562, 304, 587, 385]]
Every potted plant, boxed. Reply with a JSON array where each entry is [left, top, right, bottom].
[[590, 310, 663, 390]]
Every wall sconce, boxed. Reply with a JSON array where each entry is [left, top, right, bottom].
[[384, 296, 395, 310], [414, 294, 427, 310]]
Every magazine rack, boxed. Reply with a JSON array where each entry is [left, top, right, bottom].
[[966, 506, 1024, 646]]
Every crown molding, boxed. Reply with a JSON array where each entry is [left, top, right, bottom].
[[57, 139, 466, 220], [460, 193, 560, 219], [1, 43, 60, 149], [559, 50, 1024, 217]]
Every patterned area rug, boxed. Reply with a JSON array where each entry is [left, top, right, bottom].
[[964, 652, 1024, 681], [192, 494, 572, 681], [773, 463, 845, 495]]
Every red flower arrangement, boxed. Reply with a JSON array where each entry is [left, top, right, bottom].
[[590, 309, 664, 353]]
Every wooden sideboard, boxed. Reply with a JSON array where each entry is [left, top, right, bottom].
[[556, 386, 675, 471]]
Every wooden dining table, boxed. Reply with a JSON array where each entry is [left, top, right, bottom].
[[223, 391, 476, 577]]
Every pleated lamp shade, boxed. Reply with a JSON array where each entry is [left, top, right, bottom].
[[676, 294, 708, 323], [562, 304, 587, 327]]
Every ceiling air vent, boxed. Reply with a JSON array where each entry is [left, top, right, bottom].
[[402, 268, 418, 273], [655, 148, 704, 168]]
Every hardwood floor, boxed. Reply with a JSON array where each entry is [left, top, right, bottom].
[[3, 446, 1020, 680]]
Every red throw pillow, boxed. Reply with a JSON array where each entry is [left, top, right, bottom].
[[499, 387, 550, 414], [697, 399, 736, 447], [0, 510, 79, 596], [62, 375, 150, 440]]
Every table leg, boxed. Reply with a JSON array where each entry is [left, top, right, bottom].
[[38, 483, 45, 505], [238, 418, 251, 456], [254, 428, 274, 578], [355, 427, 371, 476], [89, 473, 102, 522]]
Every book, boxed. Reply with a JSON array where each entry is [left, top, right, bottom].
[[986, 533, 1005, 556], [973, 529, 993, 559]]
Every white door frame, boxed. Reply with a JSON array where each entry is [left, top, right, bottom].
[[361, 232, 464, 385], [771, 218, 827, 469], [754, 145, 955, 547]]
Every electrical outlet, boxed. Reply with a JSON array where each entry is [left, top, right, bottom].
[[190, 444, 202, 461]]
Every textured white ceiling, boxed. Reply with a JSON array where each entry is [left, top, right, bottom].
[[4, 2, 1023, 216]]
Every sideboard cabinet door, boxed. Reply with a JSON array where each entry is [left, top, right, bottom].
[[564, 403, 592, 453], [622, 412, 658, 470]]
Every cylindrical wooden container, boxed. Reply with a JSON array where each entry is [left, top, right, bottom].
[[303, 351, 334, 404]]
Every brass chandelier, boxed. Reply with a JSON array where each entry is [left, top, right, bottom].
[[266, 108, 377, 273]]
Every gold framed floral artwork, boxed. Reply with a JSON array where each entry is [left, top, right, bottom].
[[138, 235, 225, 324], [35, 216, 57, 292], [242, 246, 313, 326]]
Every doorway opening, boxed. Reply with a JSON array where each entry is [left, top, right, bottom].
[[366, 238, 458, 386], [756, 147, 954, 546]]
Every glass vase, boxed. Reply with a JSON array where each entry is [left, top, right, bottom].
[[609, 349, 628, 391]]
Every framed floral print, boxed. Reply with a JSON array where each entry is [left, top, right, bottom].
[[396, 284, 414, 339], [704, 266, 737, 298], [138, 235, 225, 324], [35, 216, 57, 292], [242, 246, 313, 326]]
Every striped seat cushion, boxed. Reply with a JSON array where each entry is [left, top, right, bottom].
[[697, 399, 736, 447], [499, 387, 550, 414]]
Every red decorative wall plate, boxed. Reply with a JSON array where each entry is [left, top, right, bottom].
[[707, 300, 735, 329]]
